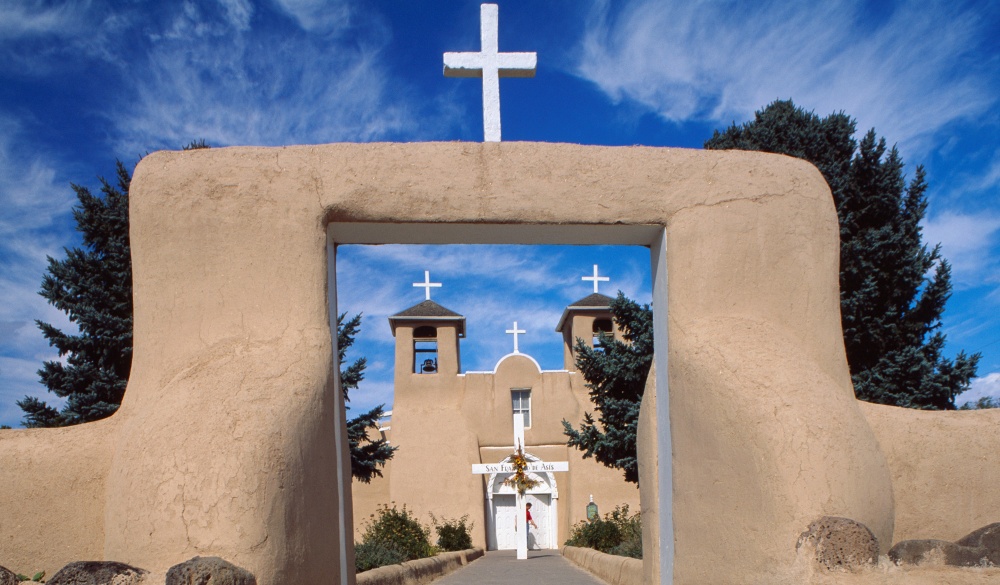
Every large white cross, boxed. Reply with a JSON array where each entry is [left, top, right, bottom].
[[413, 270, 442, 301], [443, 3, 537, 142], [506, 321, 526, 353], [582, 264, 610, 294], [472, 414, 568, 559]]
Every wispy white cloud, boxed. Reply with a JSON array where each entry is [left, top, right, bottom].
[[336, 244, 572, 349], [955, 372, 1000, 408], [964, 155, 1000, 194], [575, 0, 998, 156], [0, 354, 67, 426], [0, 0, 133, 71], [219, 0, 254, 32], [272, 0, 351, 35], [922, 211, 1000, 288], [0, 0, 89, 40], [347, 379, 393, 414], [111, 1, 437, 153], [0, 115, 77, 284], [0, 115, 78, 427]]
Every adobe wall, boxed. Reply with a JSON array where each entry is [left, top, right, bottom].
[[0, 420, 115, 578], [351, 466, 391, 542], [0, 142, 921, 584], [860, 402, 1000, 542]]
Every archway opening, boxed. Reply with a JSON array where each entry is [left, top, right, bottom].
[[327, 222, 670, 579]]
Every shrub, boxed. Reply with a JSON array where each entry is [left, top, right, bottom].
[[609, 535, 643, 559], [354, 540, 407, 573], [430, 513, 474, 551], [566, 516, 622, 551], [608, 504, 642, 559], [360, 503, 433, 562], [565, 504, 642, 559]]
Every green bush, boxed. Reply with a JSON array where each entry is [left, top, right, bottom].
[[565, 504, 642, 559], [566, 516, 622, 551], [354, 540, 407, 573], [360, 503, 433, 563], [609, 536, 643, 559], [430, 513, 474, 551], [608, 504, 642, 559]]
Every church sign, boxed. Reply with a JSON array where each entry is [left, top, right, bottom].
[[471, 461, 569, 474]]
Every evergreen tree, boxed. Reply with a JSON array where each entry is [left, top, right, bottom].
[[18, 160, 133, 427], [337, 312, 396, 483], [705, 100, 979, 409], [959, 396, 999, 410], [562, 293, 653, 484]]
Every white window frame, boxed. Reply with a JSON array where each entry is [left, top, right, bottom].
[[512, 388, 531, 429]]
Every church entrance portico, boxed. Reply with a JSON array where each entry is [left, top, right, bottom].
[[485, 452, 558, 551], [491, 493, 552, 550]]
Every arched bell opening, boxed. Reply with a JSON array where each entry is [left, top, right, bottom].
[[413, 325, 438, 373]]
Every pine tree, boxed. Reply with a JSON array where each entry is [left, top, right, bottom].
[[705, 99, 979, 409], [959, 396, 999, 410], [337, 312, 396, 483], [562, 293, 653, 484], [18, 161, 133, 427]]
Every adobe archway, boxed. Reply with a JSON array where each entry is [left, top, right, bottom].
[[0, 142, 896, 585]]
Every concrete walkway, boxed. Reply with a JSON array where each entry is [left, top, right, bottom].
[[430, 550, 607, 584]]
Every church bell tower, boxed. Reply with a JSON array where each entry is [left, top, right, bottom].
[[388, 299, 466, 376]]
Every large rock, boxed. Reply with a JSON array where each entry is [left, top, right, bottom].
[[797, 516, 880, 570], [956, 522, 1000, 551], [166, 557, 255, 585], [47, 561, 147, 585], [0, 565, 18, 585], [889, 539, 1000, 567]]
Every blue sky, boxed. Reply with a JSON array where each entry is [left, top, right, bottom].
[[1, 0, 998, 426]]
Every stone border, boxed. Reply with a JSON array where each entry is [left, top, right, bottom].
[[562, 546, 642, 585], [355, 549, 483, 585]]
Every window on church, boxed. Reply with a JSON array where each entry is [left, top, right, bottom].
[[592, 318, 613, 352], [414, 326, 438, 374], [512, 389, 531, 428]]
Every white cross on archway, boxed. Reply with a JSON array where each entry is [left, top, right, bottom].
[[472, 414, 568, 559], [413, 270, 442, 301], [506, 321, 526, 353], [582, 264, 609, 294], [443, 3, 537, 142]]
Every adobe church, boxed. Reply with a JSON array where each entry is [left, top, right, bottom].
[[351, 269, 641, 550]]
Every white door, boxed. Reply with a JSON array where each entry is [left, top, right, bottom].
[[525, 493, 551, 549], [493, 494, 517, 550], [492, 493, 553, 550]]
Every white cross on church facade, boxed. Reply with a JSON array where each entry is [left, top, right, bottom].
[[472, 414, 568, 559], [505, 321, 526, 353], [443, 3, 537, 142], [413, 270, 442, 301], [582, 264, 609, 294]]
